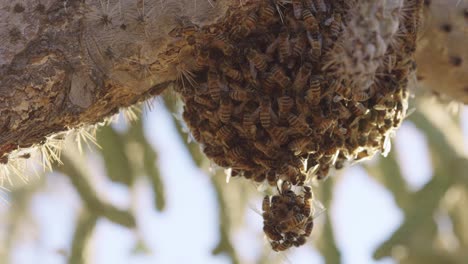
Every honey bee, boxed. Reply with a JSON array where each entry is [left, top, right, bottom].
[[203, 145, 223, 158], [216, 125, 235, 146], [316, 118, 336, 133], [254, 157, 277, 169], [247, 49, 269, 72], [193, 48, 210, 72], [227, 145, 247, 161], [279, 214, 307, 232], [240, 64, 260, 88], [254, 141, 279, 159], [268, 126, 289, 146], [242, 111, 258, 138], [294, 236, 307, 247], [349, 102, 369, 116], [287, 114, 312, 135], [304, 219, 314, 237], [279, 179, 292, 194], [229, 89, 251, 101], [293, 63, 312, 92], [220, 62, 243, 82], [292, 0, 303, 19], [277, 96, 294, 118], [352, 90, 371, 101], [259, 98, 273, 128], [211, 155, 230, 167], [270, 66, 292, 89], [211, 35, 235, 56], [292, 34, 307, 58], [194, 95, 217, 110], [328, 13, 342, 39], [334, 83, 352, 101], [306, 32, 322, 61], [333, 101, 352, 119], [277, 29, 292, 63], [266, 170, 278, 186], [264, 225, 283, 241], [218, 96, 232, 123], [288, 137, 317, 154], [279, 165, 299, 183], [207, 71, 222, 102], [303, 199, 311, 217], [303, 185, 312, 198], [302, 10, 319, 34], [305, 77, 322, 105], [271, 240, 291, 252], [258, 1, 278, 25], [233, 12, 258, 38]]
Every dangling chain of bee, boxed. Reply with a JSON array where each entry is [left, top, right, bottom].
[[170, 0, 420, 252]]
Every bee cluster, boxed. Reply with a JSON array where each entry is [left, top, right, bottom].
[[171, 0, 417, 251], [262, 182, 316, 251]]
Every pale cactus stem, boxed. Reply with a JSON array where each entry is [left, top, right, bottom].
[[416, 0, 468, 103]]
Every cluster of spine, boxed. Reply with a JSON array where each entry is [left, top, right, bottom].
[[171, 0, 420, 250], [262, 182, 315, 252]]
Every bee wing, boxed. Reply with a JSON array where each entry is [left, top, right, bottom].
[[311, 199, 326, 219]]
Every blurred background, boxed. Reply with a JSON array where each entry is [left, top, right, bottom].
[[0, 91, 467, 264]]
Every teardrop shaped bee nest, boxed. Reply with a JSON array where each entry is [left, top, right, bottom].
[[172, 0, 417, 186]]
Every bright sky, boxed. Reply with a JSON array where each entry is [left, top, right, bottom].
[[3, 104, 468, 264]]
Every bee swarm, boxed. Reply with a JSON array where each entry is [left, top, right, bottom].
[[262, 183, 316, 252], [172, 0, 421, 250]]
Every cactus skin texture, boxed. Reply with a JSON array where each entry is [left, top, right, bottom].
[[416, 0, 468, 103]]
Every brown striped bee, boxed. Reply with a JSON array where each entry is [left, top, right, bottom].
[[292, 34, 307, 58], [305, 76, 322, 105], [277, 29, 292, 63], [302, 9, 319, 34], [270, 66, 292, 89], [288, 137, 317, 154], [254, 141, 280, 159], [316, 118, 336, 133], [258, 1, 279, 25], [303, 219, 314, 237], [220, 62, 243, 82], [259, 98, 273, 128], [328, 13, 342, 39], [271, 240, 291, 252], [207, 71, 222, 102], [210, 155, 230, 167], [194, 95, 217, 110], [306, 32, 322, 61], [210, 34, 236, 56], [268, 126, 289, 146], [218, 96, 232, 123], [293, 63, 312, 92], [264, 225, 283, 241], [334, 83, 352, 101], [349, 102, 369, 116], [279, 213, 307, 232], [294, 236, 307, 247], [240, 64, 260, 88], [247, 49, 269, 72], [233, 12, 258, 38], [242, 111, 258, 138], [193, 48, 210, 72], [352, 90, 371, 101], [216, 125, 235, 146], [287, 114, 312, 135], [229, 89, 252, 101], [277, 96, 294, 118]]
